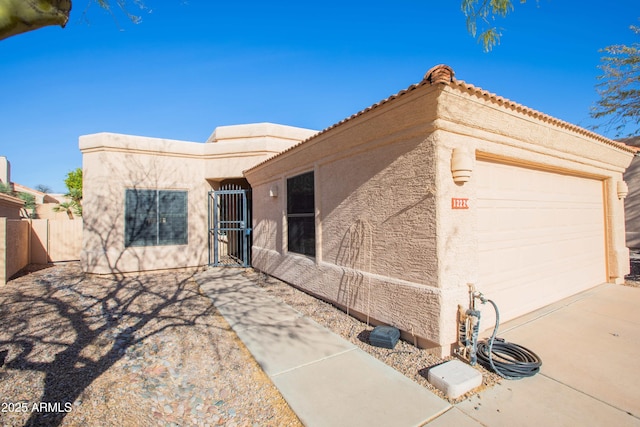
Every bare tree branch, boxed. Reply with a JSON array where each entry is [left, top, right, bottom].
[[591, 25, 640, 137]]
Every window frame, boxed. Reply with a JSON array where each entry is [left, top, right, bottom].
[[286, 171, 316, 257], [124, 188, 188, 247]]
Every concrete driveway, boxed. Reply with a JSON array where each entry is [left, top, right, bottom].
[[447, 283, 640, 427]]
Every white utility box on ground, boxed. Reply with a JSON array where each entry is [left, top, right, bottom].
[[427, 359, 483, 399]]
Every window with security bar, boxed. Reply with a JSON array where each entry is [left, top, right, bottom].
[[287, 171, 315, 257], [125, 189, 188, 247]]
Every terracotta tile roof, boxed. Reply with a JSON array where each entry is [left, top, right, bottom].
[[618, 136, 640, 152], [245, 65, 636, 173]]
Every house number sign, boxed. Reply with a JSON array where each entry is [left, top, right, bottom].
[[451, 198, 469, 209]]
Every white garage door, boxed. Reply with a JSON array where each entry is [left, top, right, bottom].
[[476, 160, 607, 323]]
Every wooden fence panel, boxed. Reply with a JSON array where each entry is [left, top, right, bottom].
[[2, 219, 30, 284], [2, 219, 82, 284], [48, 219, 83, 262], [30, 219, 49, 264], [30, 219, 83, 263]]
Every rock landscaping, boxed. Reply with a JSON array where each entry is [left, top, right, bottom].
[[10, 257, 613, 425], [0, 263, 299, 427]]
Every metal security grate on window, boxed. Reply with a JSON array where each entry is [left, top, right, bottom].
[[125, 189, 188, 247]]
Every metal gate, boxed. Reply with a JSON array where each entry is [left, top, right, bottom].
[[208, 184, 252, 267]]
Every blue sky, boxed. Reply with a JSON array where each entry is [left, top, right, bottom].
[[1, 0, 638, 192]]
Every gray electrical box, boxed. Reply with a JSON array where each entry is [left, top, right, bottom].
[[369, 325, 400, 349]]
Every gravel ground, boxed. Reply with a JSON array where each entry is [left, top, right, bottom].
[[10, 258, 618, 425], [0, 263, 300, 427], [244, 269, 502, 404]]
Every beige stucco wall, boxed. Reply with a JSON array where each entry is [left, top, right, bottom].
[[247, 83, 446, 351], [81, 136, 208, 275], [80, 124, 315, 275], [246, 67, 635, 356], [432, 83, 634, 350]]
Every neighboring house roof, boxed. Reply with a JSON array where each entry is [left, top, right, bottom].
[[12, 183, 62, 204], [0, 192, 23, 207], [245, 64, 637, 173], [618, 136, 640, 151]]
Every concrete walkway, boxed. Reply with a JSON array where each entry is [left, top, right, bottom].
[[196, 268, 640, 427]]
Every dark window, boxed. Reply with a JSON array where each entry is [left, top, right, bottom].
[[287, 171, 315, 257], [125, 189, 188, 247]]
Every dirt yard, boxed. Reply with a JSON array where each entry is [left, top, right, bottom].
[[0, 263, 300, 427], [9, 257, 620, 425]]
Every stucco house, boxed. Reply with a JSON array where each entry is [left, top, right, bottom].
[[80, 65, 635, 356], [80, 123, 316, 274]]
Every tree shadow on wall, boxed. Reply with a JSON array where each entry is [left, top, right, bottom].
[[336, 219, 373, 318]]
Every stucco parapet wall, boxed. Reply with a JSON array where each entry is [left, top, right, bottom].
[[207, 122, 317, 144], [80, 125, 317, 160], [79, 133, 204, 157]]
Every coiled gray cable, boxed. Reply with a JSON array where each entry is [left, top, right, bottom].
[[476, 299, 542, 380]]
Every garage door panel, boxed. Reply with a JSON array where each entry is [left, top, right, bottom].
[[476, 160, 606, 326]]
